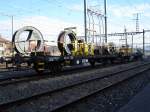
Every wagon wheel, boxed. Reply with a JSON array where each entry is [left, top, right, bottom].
[[49, 62, 62, 75]]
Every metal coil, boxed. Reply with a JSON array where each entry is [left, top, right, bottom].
[[57, 30, 77, 56], [12, 26, 44, 55]]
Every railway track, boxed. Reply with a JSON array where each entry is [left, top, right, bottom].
[[0, 61, 149, 112], [0, 62, 130, 86], [0, 64, 96, 85]]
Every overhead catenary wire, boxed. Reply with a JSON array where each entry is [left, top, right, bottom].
[[1, 0, 149, 50]]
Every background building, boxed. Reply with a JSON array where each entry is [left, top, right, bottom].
[[0, 35, 12, 57]]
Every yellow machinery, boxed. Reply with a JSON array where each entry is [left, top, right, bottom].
[[118, 45, 132, 56]]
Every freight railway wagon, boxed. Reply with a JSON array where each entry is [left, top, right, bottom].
[[12, 26, 143, 74]]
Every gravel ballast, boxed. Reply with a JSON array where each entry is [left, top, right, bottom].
[[55, 69, 150, 112], [0, 62, 144, 106]]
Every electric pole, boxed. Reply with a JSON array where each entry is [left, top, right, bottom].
[[136, 13, 139, 32], [104, 0, 107, 43], [133, 13, 140, 32], [11, 16, 14, 39], [143, 29, 145, 55], [84, 0, 87, 43]]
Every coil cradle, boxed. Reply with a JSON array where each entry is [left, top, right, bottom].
[[58, 29, 95, 65], [12, 26, 45, 73]]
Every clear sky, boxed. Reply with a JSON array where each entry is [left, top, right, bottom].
[[0, 0, 150, 44]]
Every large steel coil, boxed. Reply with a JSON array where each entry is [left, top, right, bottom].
[[12, 26, 44, 55], [57, 30, 77, 56]]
